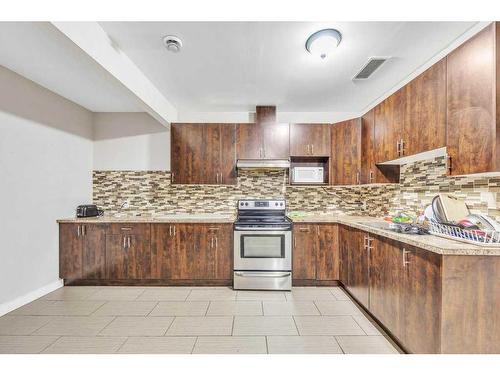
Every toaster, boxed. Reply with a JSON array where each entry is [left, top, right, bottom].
[[76, 205, 103, 218]]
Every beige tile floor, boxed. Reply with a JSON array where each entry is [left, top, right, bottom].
[[0, 286, 401, 354]]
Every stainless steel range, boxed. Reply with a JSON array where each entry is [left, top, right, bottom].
[[233, 199, 292, 291]]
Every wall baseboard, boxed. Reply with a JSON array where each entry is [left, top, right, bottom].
[[0, 279, 63, 317]]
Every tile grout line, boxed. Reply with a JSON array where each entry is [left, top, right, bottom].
[[332, 335, 346, 354], [312, 300, 322, 316], [204, 301, 211, 316], [95, 316, 118, 336], [146, 301, 160, 317], [29, 316, 57, 336], [231, 315, 235, 336], [163, 316, 177, 336], [291, 315, 300, 336], [115, 336, 130, 353], [190, 336, 199, 354], [265, 335, 269, 354], [38, 335, 62, 354]]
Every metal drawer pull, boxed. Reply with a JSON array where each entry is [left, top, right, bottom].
[[234, 272, 290, 278], [403, 248, 410, 267], [121, 227, 132, 231], [299, 227, 310, 232]]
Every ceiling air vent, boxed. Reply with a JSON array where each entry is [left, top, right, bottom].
[[353, 57, 388, 80]]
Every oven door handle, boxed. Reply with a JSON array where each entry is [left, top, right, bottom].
[[234, 226, 291, 231], [234, 272, 291, 278]]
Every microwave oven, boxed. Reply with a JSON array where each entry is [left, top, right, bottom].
[[292, 167, 324, 184]]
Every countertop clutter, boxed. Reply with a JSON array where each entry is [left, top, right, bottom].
[[58, 212, 498, 256]]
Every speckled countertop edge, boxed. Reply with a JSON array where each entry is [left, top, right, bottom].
[[57, 214, 236, 224], [290, 214, 500, 256]]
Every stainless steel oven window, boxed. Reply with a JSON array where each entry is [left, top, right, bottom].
[[240, 234, 285, 258]]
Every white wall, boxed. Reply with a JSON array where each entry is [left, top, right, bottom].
[[93, 112, 169, 171], [0, 66, 94, 314]]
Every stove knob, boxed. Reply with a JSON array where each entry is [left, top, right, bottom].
[[275, 202, 278, 206], [280, 202, 283, 206], [245, 202, 249, 206], [240, 202, 244, 206]]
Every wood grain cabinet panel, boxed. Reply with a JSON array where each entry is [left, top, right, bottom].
[[150, 224, 176, 279], [368, 236, 405, 342], [209, 224, 233, 280], [236, 123, 262, 159], [59, 224, 83, 279], [105, 227, 151, 280], [290, 123, 331, 156], [292, 224, 317, 280], [446, 22, 498, 175], [81, 224, 107, 280], [171, 123, 236, 185], [346, 229, 369, 307], [338, 226, 350, 285], [403, 58, 446, 156], [402, 245, 442, 354], [331, 119, 362, 185], [263, 123, 290, 159], [316, 224, 339, 280], [374, 89, 404, 163]]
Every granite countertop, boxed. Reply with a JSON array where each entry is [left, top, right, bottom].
[[290, 214, 500, 256], [57, 213, 235, 224]]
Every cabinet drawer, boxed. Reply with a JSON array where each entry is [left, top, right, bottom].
[[108, 223, 151, 236]]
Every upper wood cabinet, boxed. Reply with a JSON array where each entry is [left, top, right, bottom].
[[236, 123, 290, 159], [290, 123, 331, 157], [446, 22, 498, 175], [374, 88, 404, 163], [331, 118, 361, 185], [403, 58, 447, 156], [171, 123, 236, 185]]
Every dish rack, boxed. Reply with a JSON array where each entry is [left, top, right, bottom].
[[428, 221, 500, 247]]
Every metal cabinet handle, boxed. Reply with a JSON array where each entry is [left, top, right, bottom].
[[356, 171, 360, 185], [171, 172, 175, 183], [446, 155, 452, 173], [215, 236, 218, 249], [173, 226, 176, 236], [123, 236, 127, 249], [169, 225, 172, 236], [128, 236, 131, 249], [396, 140, 401, 156], [209, 227, 220, 231], [299, 227, 310, 232], [77, 225, 81, 237], [311, 144, 314, 155], [234, 272, 290, 278], [403, 248, 410, 267], [369, 170, 374, 183], [82, 225, 86, 236], [121, 227, 132, 231], [400, 139, 405, 156]]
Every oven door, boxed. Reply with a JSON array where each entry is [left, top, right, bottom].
[[234, 229, 292, 271]]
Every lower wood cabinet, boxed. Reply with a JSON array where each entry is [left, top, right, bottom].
[[344, 228, 370, 307], [292, 223, 338, 283], [60, 222, 232, 283], [59, 223, 106, 280]]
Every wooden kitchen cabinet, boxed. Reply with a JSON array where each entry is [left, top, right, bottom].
[[339, 226, 371, 307], [446, 22, 499, 175], [292, 223, 339, 283], [236, 122, 289, 159], [402, 245, 442, 354], [331, 118, 362, 185], [59, 223, 106, 280], [292, 224, 317, 280], [369, 236, 405, 342], [374, 88, 404, 163], [403, 58, 447, 156], [236, 123, 262, 159], [105, 224, 151, 280], [152, 223, 232, 281], [290, 123, 331, 157], [345, 229, 370, 307], [171, 123, 236, 185]]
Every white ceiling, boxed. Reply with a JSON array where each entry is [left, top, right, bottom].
[[0, 22, 480, 114], [0, 22, 144, 112], [99, 21, 477, 113]]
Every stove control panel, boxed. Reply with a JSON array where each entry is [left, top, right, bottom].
[[237, 199, 286, 210]]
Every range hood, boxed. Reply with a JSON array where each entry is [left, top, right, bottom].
[[237, 159, 290, 169]]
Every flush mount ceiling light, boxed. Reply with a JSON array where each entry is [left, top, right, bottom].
[[305, 29, 342, 59], [162, 35, 183, 53]]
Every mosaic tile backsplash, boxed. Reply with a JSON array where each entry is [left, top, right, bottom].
[[93, 156, 500, 220]]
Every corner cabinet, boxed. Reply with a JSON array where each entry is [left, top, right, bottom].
[[292, 223, 339, 284], [171, 123, 236, 185]]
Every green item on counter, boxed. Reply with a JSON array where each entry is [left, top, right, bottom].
[[288, 211, 307, 218]]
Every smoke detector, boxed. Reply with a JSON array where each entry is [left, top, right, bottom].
[[162, 35, 183, 53]]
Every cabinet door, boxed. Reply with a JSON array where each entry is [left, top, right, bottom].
[[59, 224, 82, 279], [171, 224, 215, 280], [316, 224, 339, 280], [106, 234, 151, 279], [290, 124, 331, 156], [292, 224, 317, 280], [171, 123, 205, 184], [82, 224, 106, 279], [447, 23, 496, 175], [220, 124, 237, 185], [374, 89, 404, 163], [236, 123, 262, 159], [331, 119, 361, 185], [346, 229, 369, 307], [404, 59, 446, 156], [338, 226, 350, 285], [369, 236, 404, 341], [202, 124, 221, 184], [403, 245, 442, 354], [209, 225, 233, 280], [263, 123, 290, 159], [150, 224, 176, 279]]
